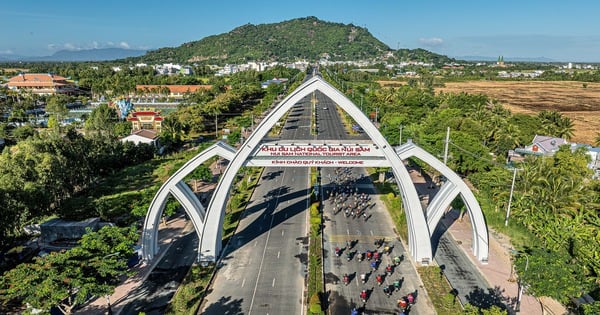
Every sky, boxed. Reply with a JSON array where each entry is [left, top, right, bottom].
[[1, 0, 599, 62]]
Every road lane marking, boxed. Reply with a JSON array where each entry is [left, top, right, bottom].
[[370, 230, 374, 236], [277, 251, 280, 259], [254, 241, 257, 247], [346, 228, 350, 235], [248, 173, 287, 315], [272, 278, 276, 287], [282, 230, 285, 236], [241, 278, 246, 287]]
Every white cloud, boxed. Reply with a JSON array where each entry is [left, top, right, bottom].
[[45, 41, 141, 52], [64, 43, 78, 50], [0, 49, 14, 55], [419, 37, 444, 47]]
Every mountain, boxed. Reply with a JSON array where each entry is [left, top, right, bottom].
[[44, 48, 147, 61], [0, 48, 146, 62], [136, 16, 453, 65]]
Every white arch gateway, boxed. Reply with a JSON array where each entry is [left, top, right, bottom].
[[141, 75, 489, 265]]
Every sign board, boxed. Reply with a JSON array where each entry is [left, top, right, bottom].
[[255, 143, 382, 158]]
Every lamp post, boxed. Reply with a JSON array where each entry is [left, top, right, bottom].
[[102, 252, 120, 315], [504, 167, 520, 226], [511, 250, 529, 313]]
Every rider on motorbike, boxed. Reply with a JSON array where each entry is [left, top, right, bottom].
[[370, 260, 378, 270], [376, 274, 383, 285], [386, 264, 393, 274], [360, 290, 367, 301], [360, 273, 366, 283], [343, 273, 349, 285], [394, 255, 402, 265], [335, 247, 341, 257]]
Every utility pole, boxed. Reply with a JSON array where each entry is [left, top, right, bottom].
[[251, 114, 254, 133], [399, 124, 403, 146], [360, 95, 363, 112], [443, 127, 450, 165], [505, 167, 518, 226], [375, 107, 379, 124], [215, 114, 218, 139]]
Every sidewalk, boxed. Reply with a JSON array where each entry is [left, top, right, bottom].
[[444, 210, 568, 315]]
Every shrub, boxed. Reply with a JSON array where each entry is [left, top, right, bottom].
[[309, 293, 321, 313]]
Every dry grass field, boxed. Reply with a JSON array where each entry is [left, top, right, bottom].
[[435, 81, 600, 145]]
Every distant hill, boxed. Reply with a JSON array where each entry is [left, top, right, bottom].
[[0, 48, 147, 62], [136, 16, 454, 65]]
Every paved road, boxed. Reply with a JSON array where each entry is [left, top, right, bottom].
[[314, 91, 434, 314], [201, 94, 315, 314]]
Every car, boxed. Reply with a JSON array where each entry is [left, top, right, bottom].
[[323, 107, 328, 110]]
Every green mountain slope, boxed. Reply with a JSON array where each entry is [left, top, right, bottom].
[[135, 16, 453, 65]]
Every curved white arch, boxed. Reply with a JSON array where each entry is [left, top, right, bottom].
[[396, 141, 489, 262], [199, 76, 432, 263], [141, 141, 236, 261], [143, 75, 489, 265]]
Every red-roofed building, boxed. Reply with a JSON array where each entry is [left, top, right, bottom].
[[7, 73, 78, 95], [135, 85, 212, 98], [120, 129, 160, 146], [127, 109, 163, 132]]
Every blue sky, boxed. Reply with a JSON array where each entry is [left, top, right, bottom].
[[1, 0, 599, 62]]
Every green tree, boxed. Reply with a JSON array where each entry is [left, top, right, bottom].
[[84, 103, 119, 137], [515, 248, 589, 304], [0, 226, 137, 314]]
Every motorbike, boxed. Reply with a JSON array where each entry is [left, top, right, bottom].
[[360, 274, 366, 284], [346, 252, 352, 261], [343, 275, 350, 286], [335, 247, 341, 257], [385, 265, 393, 276], [394, 280, 401, 291], [360, 291, 368, 303], [370, 261, 378, 271], [376, 275, 383, 286], [357, 252, 364, 262]]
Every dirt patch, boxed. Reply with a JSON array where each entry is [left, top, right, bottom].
[[435, 80, 600, 144]]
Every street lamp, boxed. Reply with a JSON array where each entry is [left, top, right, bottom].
[[511, 250, 529, 312], [504, 167, 521, 226]]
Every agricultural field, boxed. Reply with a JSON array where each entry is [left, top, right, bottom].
[[436, 80, 600, 145]]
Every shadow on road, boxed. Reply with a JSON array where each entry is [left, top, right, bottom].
[[221, 187, 310, 259], [202, 296, 244, 315], [464, 286, 509, 312]]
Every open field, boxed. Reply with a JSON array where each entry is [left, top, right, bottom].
[[436, 80, 600, 145]]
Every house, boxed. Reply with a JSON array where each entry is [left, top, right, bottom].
[[120, 129, 159, 146], [6, 73, 78, 95], [515, 135, 568, 156]]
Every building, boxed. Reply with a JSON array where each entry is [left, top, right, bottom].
[[127, 109, 163, 132], [515, 135, 568, 156], [120, 129, 159, 146], [6, 73, 78, 95]]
